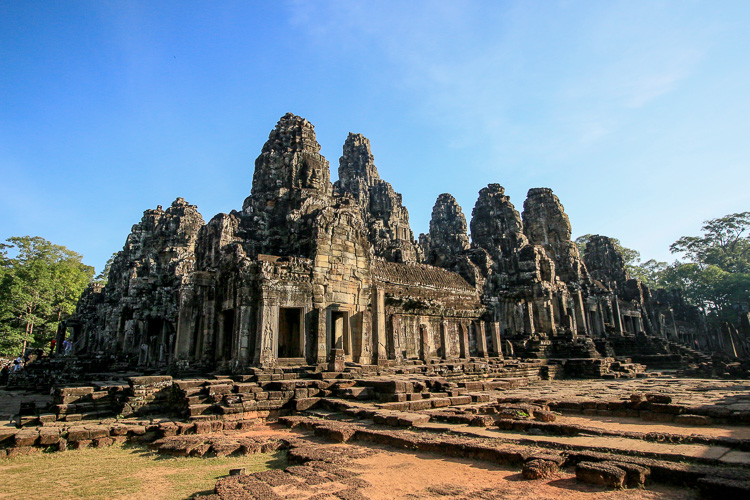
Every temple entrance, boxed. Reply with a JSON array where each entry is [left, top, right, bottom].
[[143, 318, 164, 366], [330, 310, 350, 359], [278, 307, 303, 358]]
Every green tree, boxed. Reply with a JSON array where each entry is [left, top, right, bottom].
[[670, 211, 750, 273], [92, 254, 115, 285], [0, 236, 94, 356], [666, 212, 750, 323], [629, 258, 669, 288]]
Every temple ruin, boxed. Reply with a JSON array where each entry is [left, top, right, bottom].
[[61, 113, 708, 374], [7, 114, 750, 499]]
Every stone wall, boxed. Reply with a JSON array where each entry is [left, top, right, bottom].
[[65, 113, 717, 373]]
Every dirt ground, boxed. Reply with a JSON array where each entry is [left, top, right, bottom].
[[354, 447, 697, 500]]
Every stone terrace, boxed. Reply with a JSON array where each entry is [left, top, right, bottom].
[[3, 372, 750, 497]]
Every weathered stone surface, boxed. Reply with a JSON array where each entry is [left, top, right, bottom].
[[522, 458, 559, 479], [60, 113, 718, 375], [421, 193, 470, 268], [335, 133, 421, 263], [522, 188, 587, 284], [575, 461, 626, 488], [582, 235, 628, 288]]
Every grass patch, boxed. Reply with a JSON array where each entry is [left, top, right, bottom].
[[0, 443, 286, 499]]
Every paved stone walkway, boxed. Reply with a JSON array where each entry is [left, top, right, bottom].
[[497, 377, 750, 411]]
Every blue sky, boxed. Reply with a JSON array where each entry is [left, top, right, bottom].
[[1, 1, 749, 273]]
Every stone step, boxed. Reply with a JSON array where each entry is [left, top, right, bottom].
[[187, 404, 216, 417]]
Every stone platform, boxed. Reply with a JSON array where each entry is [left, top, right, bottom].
[[3, 374, 750, 497]]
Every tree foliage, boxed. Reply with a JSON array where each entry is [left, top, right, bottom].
[[0, 236, 94, 356], [92, 254, 115, 285], [665, 212, 750, 322], [576, 213, 749, 324], [670, 212, 750, 274]]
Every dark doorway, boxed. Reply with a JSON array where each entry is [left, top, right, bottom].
[[222, 309, 235, 360], [146, 318, 164, 365], [278, 307, 302, 358]]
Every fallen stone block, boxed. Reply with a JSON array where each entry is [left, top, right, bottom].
[[470, 415, 495, 427], [608, 461, 650, 487], [523, 459, 559, 480], [397, 414, 430, 427], [94, 437, 115, 448], [38, 428, 61, 446], [15, 429, 39, 447], [533, 410, 556, 422], [66, 426, 90, 442], [314, 423, 357, 442], [645, 393, 672, 404], [576, 461, 626, 488]]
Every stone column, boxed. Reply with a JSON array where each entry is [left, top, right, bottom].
[[612, 296, 624, 334], [420, 324, 432, 363], [475, 321, 488, 357], [314, 307, 327, 364], [238, 305, 252, 365], [255, 296, 277, 368], [174, 291, 194, 361], [523, 301, 536, 336], [489, 321, 502, 358], [459, 322, 470, 359], [572, 291, 588, 335], [373, 288, 387, 364], [390, 314, 403, 361]]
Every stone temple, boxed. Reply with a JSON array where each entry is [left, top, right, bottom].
[[63, 113, 706, 374]]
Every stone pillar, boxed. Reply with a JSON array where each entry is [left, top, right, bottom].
[[633, 314, 643, 334], [420, 324, 432, 363], [612, 296, 624, 334], [373, 288, 388, 364], [313, 307, 328, 364], [440, 319, 450, 359], [174, 294, 194, 361], [489, 321, 502, 358], [544, 300, 557, 335], [573, 291, 588, 335], [523, 301, 536, 336], [459, 322, 470, 359], [669, 310, 679, 341], [475, 321, 488, 357], [255, 297, 277, 368], [238, 305, 252, 365], [390, 315, 403, 361], [721, 323, 738, 358]]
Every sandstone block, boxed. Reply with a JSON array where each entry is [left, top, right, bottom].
[[576, 461, 626, 488]]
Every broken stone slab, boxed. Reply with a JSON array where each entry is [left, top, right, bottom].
[[533, 410, 556, 422], [575, 461, 626, 488], [608, 460, 650, 487], [645, 393, 672, 404], [522, 459, 559, 480]]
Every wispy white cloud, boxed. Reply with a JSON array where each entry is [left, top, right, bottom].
[[285, 0, 708, 157]]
